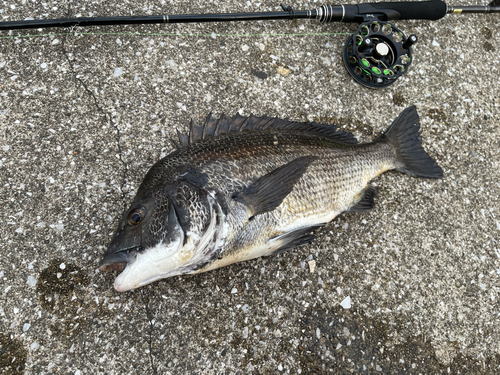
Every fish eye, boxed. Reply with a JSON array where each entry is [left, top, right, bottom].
[[130, 213, 141, 225], [127, 208, 145, 226]]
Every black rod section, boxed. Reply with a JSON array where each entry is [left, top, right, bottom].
[[0, 10, 315, 30], [447, 5, 500, 13]]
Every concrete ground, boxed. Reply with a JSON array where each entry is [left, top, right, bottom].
[[1, 0, 499, 373]]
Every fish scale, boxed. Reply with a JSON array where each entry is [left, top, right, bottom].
[[99, 106, 442, 292], [202, 140, 396, 264]]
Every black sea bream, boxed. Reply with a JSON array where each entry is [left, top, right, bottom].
[[99, 106, 442, 292]]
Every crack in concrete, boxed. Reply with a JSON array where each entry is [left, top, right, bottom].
[[141, 290, 159, 375], [59, 32, 159, 375], [59, 34, 129, 205]]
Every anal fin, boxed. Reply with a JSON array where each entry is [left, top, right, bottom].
[[269, 224, 324, 255], [349, 186, 378, 213]]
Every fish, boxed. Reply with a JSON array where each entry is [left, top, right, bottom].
[[99, 106, 442, 292]]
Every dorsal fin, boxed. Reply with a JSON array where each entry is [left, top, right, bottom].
[[189, 120, 204, 144], [176, 128, 189, 148], [202, 112, 218, 139], [229, 114, 248, 133], [170, 137, 182, 149], [176, 114, 358, 147]]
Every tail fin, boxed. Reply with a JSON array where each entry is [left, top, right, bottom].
[[383, 106, 443, 178]]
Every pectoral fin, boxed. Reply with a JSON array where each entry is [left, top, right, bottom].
[[233, 156, 318, 219]]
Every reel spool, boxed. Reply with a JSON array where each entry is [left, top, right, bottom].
[[343, 21, 417, 89]]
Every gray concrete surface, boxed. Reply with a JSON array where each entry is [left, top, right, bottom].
[[1, 0, 499, 373]]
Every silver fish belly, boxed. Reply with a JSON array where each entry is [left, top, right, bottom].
[[99, 106, 442, 291]]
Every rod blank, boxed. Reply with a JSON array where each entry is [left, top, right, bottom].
[[0, 11, 314, 30], [0, 2, 498, 31], [447, 5, 500, 13]]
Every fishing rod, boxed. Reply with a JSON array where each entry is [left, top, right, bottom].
[[1, 1, 499, 88]]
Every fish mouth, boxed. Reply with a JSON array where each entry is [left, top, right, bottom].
[[100, 262, 127, 272], [98, 247, 140, 273]]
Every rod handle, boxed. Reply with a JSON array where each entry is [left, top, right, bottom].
[[357, 1, 447, 21]]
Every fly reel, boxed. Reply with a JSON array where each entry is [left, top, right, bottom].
[[343, 20, 417, 89]]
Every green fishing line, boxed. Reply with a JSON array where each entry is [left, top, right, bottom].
[[0, 31, 350, 39]]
